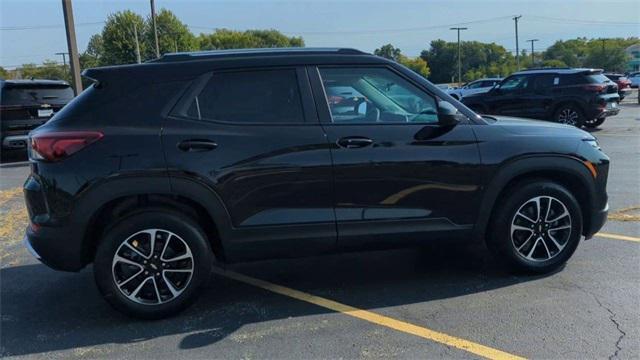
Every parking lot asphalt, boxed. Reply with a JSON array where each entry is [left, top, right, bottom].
[[1, 95, 638, 359]]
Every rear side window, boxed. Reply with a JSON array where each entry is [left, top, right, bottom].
[[584, 73, 612, 84], [1, 85, 73, 106], [182, 69, 305, 124], [533, 74, 558, 91]]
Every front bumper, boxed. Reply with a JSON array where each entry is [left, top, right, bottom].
[[585, 202, 608, 240]]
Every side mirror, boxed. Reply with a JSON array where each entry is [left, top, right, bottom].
[[437, 101, 465, 126]]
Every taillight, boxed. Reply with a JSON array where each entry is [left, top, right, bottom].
[[583, 84, 606, 92], [30, 131, 103, 162]]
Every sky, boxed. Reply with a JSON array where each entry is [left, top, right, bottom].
[[1, 0, 639, 68]]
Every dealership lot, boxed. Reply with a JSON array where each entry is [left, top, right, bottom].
[[1, 97, 638, 359]]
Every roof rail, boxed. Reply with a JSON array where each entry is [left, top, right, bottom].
[[151, 47, 368, 63]]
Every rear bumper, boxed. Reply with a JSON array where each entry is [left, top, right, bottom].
[[2, 134, 29, 149], [23, 224, 85, 271]]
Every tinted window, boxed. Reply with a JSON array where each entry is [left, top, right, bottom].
[[184, 69, 304, 123], [498, 75, 531, 92], [319, 67, 438, 124], [466, 81, 483, 89], [1, 85, 73, 106], [533, 74, 557, 91], [585, 73, 612, 84]]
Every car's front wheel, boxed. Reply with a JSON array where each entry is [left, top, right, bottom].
[[488, 180, 583, 274], [94, 210, 213, 319]]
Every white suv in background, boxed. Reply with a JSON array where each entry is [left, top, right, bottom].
[[447, 78, 502, 100]]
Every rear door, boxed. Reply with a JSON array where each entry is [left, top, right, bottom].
[[162, 67, 336, 258], [489, 74, 533, 117], [309, 65, 481, 247]]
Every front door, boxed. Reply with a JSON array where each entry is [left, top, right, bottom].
[[489, 74, 533, 117], [309, 66, 482, 247]]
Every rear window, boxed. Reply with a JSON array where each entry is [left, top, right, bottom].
[[180, 69, 305, 124], [585, 73, 612, 84], [1, 85, 74, 106]]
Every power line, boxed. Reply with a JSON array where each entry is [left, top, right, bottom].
[[0, 21, 104, 31], [526, 15, 639, 26], [187, 15, 516, 36]]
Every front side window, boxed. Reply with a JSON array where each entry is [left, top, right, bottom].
[[497, 75, 530, 93], [182, 69, 304, 124], [466, 81, 483, 89], [319, 67, 438, 124]]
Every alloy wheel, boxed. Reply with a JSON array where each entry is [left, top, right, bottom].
[[557, 108, 579, 126], [112, 229, 194, 305], [510, 196, 572, 262]]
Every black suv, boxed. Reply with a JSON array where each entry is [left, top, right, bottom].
[[1, 79, 74, 152], [462, 68, 620, 128], [23, 48, 609, 319]]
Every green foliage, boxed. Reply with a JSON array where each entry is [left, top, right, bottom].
[[198, 29, 303, 50], [543, 37, 638, 72], [79, 34, 103, 69], [18, 60, 70, 82], [374, 44, 402, 61], [421, 40, 516, 83], [398, 56, 430, 78], [0, 66, 9, 79], [100, 10, 147, 65], [145, 8, 197, 57]]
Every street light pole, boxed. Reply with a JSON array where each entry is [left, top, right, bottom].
[[61, 0, 82, 95], [513, 15, 522, 70], [450, 27, 467, 85], [526, 39, 539, 67], [150, 0, 160, 58]]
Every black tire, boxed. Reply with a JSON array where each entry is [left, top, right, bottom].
[[553, 104, 584, 127], [584, 117, 606, 128], [487, 180, 583, 274], [94, 209, 213, 319]]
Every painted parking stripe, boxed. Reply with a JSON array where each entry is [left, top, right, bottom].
[[595, 232, 640, 242], [212, 267, 526, 360]]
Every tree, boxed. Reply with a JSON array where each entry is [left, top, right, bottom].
[[198, 29, 303, 50], [374, 44, 402, 61], [145, 8, 197, 57], [100, 10, 147, 65], [0, 66, 9, 79], [80, 34, 103, 69], [398, 56, 430, 78], [18, 60, 70, 82]]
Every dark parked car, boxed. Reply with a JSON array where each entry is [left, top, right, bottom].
[[462, 68, 620, 128], [24, 48, 609, 319], [1, 79, 74, 151], [604, 73, 632, 101]]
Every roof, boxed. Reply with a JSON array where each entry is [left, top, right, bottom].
[[0, 79, 70, 86], [513, 68, 603, 75], [152, 47, 368, 63]]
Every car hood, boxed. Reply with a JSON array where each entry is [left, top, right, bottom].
[[484, 115, 595, 139]]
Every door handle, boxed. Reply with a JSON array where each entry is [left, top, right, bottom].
[[177, 139, 218, 152], [337, 136, 374, 149]]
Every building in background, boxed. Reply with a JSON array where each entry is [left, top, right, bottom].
[[625, 44, 640, 72]]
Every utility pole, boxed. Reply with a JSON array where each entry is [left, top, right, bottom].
[[61, 0, 82, 95], [150, 0, 160, 58], [450, 27, 467, 85], [526, 39, 539, 67], [55, 52, 69, 77], [133, 22, 141, 64], [513, 15, 522, 70]]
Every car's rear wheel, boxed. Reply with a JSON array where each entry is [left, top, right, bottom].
[[487, 180, 583, 274], [94, 210, 213, 319], [584, 117, 606, 128], [554, 104, 584, 127]]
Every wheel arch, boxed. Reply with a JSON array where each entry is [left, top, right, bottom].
[[474, 155, 597, 243], [74, 174, 232, 266]]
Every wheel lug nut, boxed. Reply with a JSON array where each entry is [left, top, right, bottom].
[[144, 271, 149, 275], [156, 272, 160, 276]]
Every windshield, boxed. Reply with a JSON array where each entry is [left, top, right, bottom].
[[1, 85, 74, 106]]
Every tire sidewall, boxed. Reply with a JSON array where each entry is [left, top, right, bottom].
[[490, 181, 583, 273], [94, 210, 212, 319]]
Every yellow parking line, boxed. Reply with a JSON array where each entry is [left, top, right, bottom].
[[212, 267, 526, 360], [595, 232, 640, 242]]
